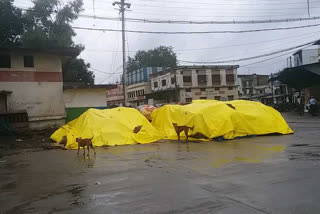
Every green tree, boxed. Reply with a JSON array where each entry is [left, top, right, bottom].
[[0, 0, 25, 47], [21, 0, 95, 84], [127, 46, 178, 72], [22, 0, 83, 49], [62, 58, 94, 85]]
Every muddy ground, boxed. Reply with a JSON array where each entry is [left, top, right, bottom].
[[0, 128, 63, 158], [0, 113, 320, 213]]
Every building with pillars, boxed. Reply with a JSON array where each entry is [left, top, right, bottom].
[[149, 65, 239, 104]]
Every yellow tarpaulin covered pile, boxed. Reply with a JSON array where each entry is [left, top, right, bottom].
[[51, 100, 293, 149], [51, 107, 163, 149], [151, 100, 293, 140]]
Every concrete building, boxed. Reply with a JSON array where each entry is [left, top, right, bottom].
[[0, 47, 77, 130], [264, 77, 292, 107], [106, 84, 124, 106], [278, 42, 320, 111], [63, 83, 116, 122], [293, 49, 320, 67], [127, 82, 151, 107], [126, 67, 164, 85], [126, 67, 164, 106], [238, 74, 271, 101], [149, 65, 239, 104]]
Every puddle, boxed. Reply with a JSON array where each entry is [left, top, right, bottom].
[[204, 143, 285, 168], [135, 140, 286, 169]]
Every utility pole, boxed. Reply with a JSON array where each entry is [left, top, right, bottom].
[[307, 0, 310, 18], [113, 0, 131, 106]]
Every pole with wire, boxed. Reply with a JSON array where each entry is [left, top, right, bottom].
[[307, 0, 310, 18], [112, 0, 131, 106]]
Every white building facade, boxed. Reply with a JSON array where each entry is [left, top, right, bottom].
[[0, 47, 77, 129], [150, 65, 239, 104]]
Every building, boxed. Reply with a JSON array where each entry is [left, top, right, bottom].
[[106, 84, 124, 106], [238, 74, 271, 101], [126, 67, 164, 106], [63, 83, 116, 122], [149, 65, 239, 104], [293, 48, 320, 67], [282, 41, 320, 102], [126, 67, 165, 85], [127, 82, 151, 106], [0, 47, 78, 130], [264, 76, 292, 107]]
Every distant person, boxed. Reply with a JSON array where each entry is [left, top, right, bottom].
[[309, 97, 317, 116]]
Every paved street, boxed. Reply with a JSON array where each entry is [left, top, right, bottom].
[[1, 113, 320, 214]]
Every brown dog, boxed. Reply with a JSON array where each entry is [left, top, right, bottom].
[[76, 135, 96, 156], [172, 123, 194, 141], [59, 135, 67, 146]]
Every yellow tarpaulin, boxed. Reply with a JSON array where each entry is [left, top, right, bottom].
[[151, 100, 293, 140], [50, 107, 163, 149]]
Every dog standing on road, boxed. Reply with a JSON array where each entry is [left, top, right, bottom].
[[76, 135, 96, 156], [172, 123, 194, 141]]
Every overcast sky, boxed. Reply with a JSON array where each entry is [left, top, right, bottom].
[[14, 0, 320, 84]]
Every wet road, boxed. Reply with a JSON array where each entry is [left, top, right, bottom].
[[1, 114, 320, 213]]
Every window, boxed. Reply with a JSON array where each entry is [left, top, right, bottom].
[[142, 89, 145, 95], [183, 76, 192, 82], [226, 74, 235, 84], [200, 97, 207, 100], [24, 55, 34, 67], [186, 88, 191, 92], [212, 75, 221, 85], [186, 98, 192, 103], [228, 87, 233, 90], [214, 87, 219, 91], [0, 54, 11, 68], [214, 96, 221, 100], [246, 80, 252, 87], [162, 79, 166, 86], [171, 77, 176, 84], [154, 82, 158, 88], [228, 95, 234, 101], [200, 88, 206, 92], [198, 75, 207, 85]]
